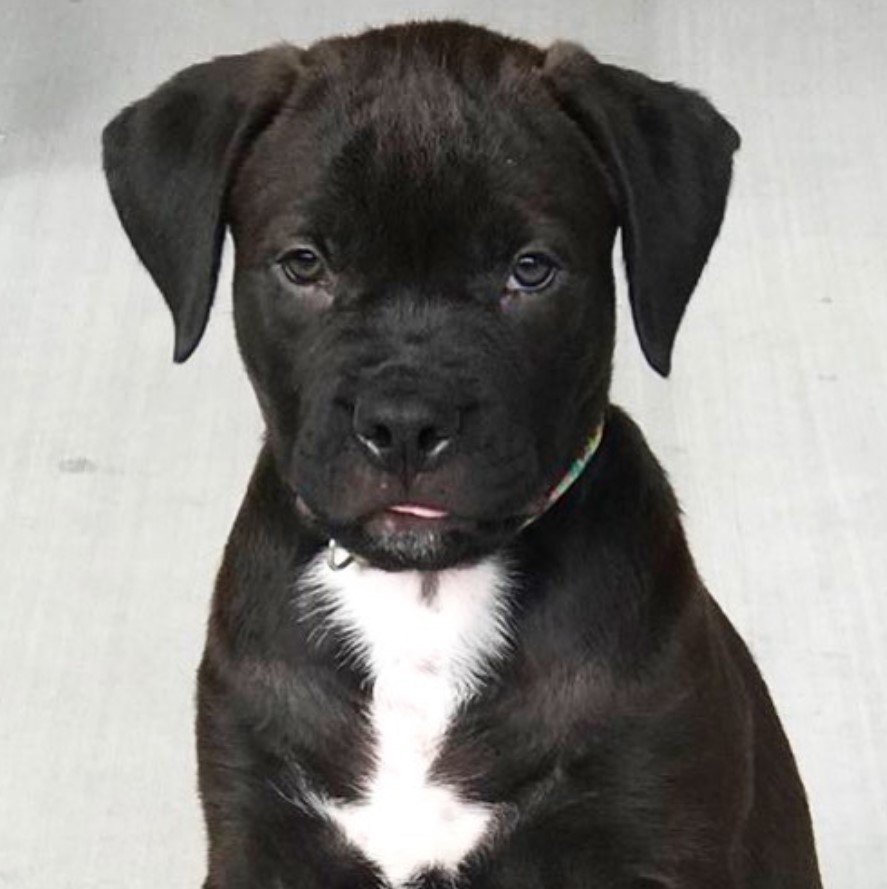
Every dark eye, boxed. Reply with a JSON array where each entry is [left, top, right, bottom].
[[278, 247, 326, 285], [507, 252, 559, 292]]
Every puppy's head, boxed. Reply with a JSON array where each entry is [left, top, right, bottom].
[[103, 22, 739, 570]]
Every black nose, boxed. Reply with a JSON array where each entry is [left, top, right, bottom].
[[353, 391, 460, 477]]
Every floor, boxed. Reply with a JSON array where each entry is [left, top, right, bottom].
[[1, 0, 885, 886]]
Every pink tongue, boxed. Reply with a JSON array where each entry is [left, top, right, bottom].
[[388, 503, 449, 519]]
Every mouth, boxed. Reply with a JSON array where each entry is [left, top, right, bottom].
[[295, 493, 523, 570], [363, 502, 476, 539]]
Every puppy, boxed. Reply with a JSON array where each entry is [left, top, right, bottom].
[[103, 21, 822, 888]]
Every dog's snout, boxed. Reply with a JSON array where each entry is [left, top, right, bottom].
[[353, 391, 460, 477]]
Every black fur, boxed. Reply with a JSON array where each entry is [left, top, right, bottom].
[[103, 20, 821, 888]]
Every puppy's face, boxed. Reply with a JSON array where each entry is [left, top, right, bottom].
[[103, 22, 739, 570], [229, 39, 617, 568]]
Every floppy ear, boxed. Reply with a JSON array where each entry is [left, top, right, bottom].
[[543, 44, 740, 376], [102, 47, 300, 362]]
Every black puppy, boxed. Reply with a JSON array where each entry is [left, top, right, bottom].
[[103, 21, 822, 888]]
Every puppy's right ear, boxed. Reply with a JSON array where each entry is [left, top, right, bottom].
[[102, 47, 300, 362]]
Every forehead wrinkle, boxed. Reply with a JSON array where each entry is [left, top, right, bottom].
[[313, 95, 509, 277], [334, 71, 496, 180]]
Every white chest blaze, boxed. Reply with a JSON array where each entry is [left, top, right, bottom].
[[301, 554, 513, 886]]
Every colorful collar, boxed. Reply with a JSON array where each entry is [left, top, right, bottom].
[[518, 423, 604, 532], [326, 423, 605, 570]]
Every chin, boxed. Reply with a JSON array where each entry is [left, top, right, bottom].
[[304, 504, 523, 572]]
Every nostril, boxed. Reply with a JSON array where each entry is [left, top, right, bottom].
[[369, 424, 393, 450], [357, 423, 394, 458], [417, 426, 451, 457]]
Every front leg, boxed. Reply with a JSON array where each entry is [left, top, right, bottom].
[[200, 814, 383, 889], [197, 660, 383, 889], [200, 757, 384, 889], [461, 821, 740, 889]]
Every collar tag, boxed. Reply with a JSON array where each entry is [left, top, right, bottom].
[[327, 539, 356, 571]]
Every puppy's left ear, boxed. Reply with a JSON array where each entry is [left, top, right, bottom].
[[103, 47, 301, 362], [543, 44, 740, 376]]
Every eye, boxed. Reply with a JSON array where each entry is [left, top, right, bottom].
[[278, 246, 326, 285], [507, 252, 559, 292]]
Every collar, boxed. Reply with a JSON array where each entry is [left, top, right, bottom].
[[326, 423, 605, 571], [517, 422, 604, 532]]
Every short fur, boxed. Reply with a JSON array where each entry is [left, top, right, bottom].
[[103, 20, 821, 888]]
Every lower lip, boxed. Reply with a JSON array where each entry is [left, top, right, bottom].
[[387, 504, 450, 519]]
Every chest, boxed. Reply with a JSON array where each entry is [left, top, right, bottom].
[[301, 555, 513, 886]]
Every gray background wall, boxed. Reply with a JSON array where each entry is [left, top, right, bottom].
[[2, 0, 885, 885]]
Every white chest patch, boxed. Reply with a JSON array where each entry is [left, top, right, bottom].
[[300, 553, 513, 887]]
